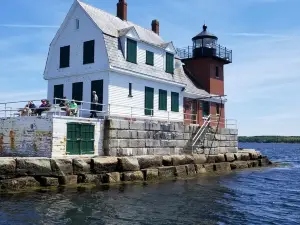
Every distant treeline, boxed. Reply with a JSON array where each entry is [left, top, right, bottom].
[[238, 136, 300, 143]]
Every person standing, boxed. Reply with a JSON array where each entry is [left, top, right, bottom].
[[90, 91, 98, 118]]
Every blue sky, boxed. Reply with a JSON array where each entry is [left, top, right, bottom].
[[1, 0, 300, 136]]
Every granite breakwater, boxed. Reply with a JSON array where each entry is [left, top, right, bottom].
[[0, 150, 272, 192]]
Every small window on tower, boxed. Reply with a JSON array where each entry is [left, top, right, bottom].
[[216, 103, 220, 115], [75, 19, 80, 30], [215, 66, 219, 78]]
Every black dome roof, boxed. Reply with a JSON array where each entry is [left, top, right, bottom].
[[192, 24, 218, 41]]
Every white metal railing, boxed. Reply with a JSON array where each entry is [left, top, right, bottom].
[[54, 98, 106, 118], [210, 115, 238, 129], [0, 99, 237, 128], [192, 115, 211, 151], [107, 103, 197, 123]]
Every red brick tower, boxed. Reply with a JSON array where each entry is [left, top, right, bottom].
[[180, 24, 232, 127]]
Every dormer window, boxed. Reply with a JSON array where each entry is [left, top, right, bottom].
[[75, 19, 79, 30], [146, 51, 154, 66], [166, 53, 174, 74], [126, 38, 137, 63]]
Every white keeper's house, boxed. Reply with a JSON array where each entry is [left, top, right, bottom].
[[44, 0, 232, 127]]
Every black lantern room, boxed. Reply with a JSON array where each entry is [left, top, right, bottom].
[[192, 24, 218, 58]]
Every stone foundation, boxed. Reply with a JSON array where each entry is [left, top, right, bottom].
[[103, 119, 238, 156], [0, 150, 273, 192]]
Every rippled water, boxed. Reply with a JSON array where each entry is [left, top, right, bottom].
[[1, 143, 300, 225]]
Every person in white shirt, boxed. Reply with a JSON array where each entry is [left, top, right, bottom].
[[90, 91, 98, 118]]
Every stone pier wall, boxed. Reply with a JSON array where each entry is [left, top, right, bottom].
[[0, 151, 273, 192], [103, 119, 238, 156]]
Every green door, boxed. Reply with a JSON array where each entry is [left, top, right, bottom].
[[66, 123, 94, 155], [66, 123, 81, 155], [145, 87, 154, 116], [80, 124, 95, 155], [91, 80, 103, 112]]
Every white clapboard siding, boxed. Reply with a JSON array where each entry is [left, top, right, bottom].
[[137, 41, 164, 70], [108, 71, 183, 121], [44, 3, 109, 80], [47, 71, 109, 114]]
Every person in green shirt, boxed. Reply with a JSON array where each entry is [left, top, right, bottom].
[[67, 100, 78, 116]]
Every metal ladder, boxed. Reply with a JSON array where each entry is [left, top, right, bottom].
[[192, 115, 211, 152]]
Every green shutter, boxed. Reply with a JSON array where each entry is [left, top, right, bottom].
[[72, 82, 83, 105], [91, 80, 103, 111], [202, 102, 210, 117], [66, 123, 94, 155], [146, 51, 154, 66], [159, 89, 167, 111], [171, 92, 179, 112], [127, 39, 137, 63], [60, 46, 70, 68], [166, 53, 174, 74], [53, 84, 64, 104], [83, 40, 95, 64], [145, 87, 154, 116]]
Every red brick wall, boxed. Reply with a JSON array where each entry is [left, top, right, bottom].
[[183, 58, 225, 96]]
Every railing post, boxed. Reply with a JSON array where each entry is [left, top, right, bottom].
[[225, 47, 227, 59], [4, 103, 7, 118], [168, 111, 170, 123], [80, 103, 83, 117], [131, 107, 133, 121]]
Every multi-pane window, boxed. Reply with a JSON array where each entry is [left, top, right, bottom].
[[53, 84, 64, 104], [166, 53, 174, 74], [127, 38, 137, 63], [83, 40, 95, 64], [72, 82, 83, 105], [171, 92, 179, 112], [59, 45, 70, 68], [159, 89, 167, 110], [146, 51, 154, 66]]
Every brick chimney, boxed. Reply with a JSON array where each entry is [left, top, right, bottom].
[[151, 19, 160, 35], [117, 0, 127, 21]]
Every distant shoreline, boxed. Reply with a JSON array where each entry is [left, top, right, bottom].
[[239, 136, 300, 144]]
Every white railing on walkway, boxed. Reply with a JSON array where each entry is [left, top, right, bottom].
[[0, 98, 237, 128]]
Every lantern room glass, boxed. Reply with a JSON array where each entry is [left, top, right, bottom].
[[193, 38, 217, 49]]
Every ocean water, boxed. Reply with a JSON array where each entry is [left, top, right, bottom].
[[0, 143, 300, 225]]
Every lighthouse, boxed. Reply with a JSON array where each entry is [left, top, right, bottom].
[[178, 24, 232, 127]]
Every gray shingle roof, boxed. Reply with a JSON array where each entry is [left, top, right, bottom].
[[79, 1, 211, 97], [104, 34, 186, 85], [78, 1, 165, 46]]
